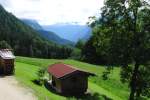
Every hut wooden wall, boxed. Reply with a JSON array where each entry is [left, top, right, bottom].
[[52, 76, 62, 93], [0, 59, 14, 74], [0, 58, 5, 74], [61, 72, 88, 94]]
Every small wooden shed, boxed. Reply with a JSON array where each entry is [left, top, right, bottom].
[[47, 63, 94, 94], [0, 49, 15, 75]]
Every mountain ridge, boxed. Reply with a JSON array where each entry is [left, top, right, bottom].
[[43, 24, 92, 43], [21, 19, 43, 30], [21, 19, 74, 45]]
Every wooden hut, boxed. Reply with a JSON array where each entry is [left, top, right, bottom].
[[0, 49, 15, 75], [47, 63, 94, 94]]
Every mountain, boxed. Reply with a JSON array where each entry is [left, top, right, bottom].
[[21, 19, 74, 45], [37, 30, 74, 45], [21, 19, 43, 30], [0, 5, 72, 58], [43, 24, 92, 43]]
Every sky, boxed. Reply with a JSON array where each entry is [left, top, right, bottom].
[[0, 0, 104, 25]]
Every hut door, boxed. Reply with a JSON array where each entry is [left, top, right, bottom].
[[4, 59, 14, 74]]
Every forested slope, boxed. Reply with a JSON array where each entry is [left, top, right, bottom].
[[0, 5, 72, 59]]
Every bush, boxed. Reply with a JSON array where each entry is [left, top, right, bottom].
[[102, 66, 113, 80], [36, 67, 47, 85]]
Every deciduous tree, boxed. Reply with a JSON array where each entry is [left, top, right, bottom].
[[91, 0, 150, 99]]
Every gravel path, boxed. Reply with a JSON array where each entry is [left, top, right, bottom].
[[0, 76, 37, 100]]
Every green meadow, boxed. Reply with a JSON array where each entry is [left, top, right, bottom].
[[15, 56, 130, 100]]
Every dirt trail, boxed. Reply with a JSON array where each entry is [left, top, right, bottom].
[[0, 76, 37, 100]]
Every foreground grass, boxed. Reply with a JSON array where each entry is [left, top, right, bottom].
[[15, 62, 66, 100], [15, 56, 130, 100]]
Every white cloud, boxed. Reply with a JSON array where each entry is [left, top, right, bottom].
[[0, 0, 104, 25]]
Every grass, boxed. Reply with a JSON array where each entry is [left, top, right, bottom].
[[15, 56, 130, 100], [89, 82, 122, 100], [15, 62, 66, 100]]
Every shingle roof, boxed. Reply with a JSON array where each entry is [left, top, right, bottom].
[[0, 49, 15, 59], [47, 63, 93, 79]]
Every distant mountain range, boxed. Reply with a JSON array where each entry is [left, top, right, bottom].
[[22, 19, 92, 44], [21, 19, 74, 45], [43, 24, 92, 43], [37, 30, 74, 45]]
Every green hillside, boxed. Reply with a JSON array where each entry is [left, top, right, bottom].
[[15, 56, 130, 100], [0, 4, 72, 59]]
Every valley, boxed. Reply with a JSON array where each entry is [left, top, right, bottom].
[[0, 0, 150, 99]]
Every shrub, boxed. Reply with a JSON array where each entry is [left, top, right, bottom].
[[36, 67, 47, 85]]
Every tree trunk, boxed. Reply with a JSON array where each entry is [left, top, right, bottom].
[[129, 89, 135, 100], [136, 88, 141, 99], [129, 62, 139, 100]]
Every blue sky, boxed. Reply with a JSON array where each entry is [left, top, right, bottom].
[[0, 0, 104, 25]]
